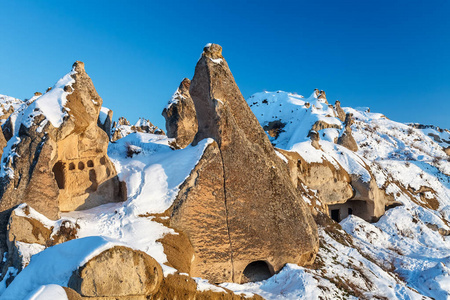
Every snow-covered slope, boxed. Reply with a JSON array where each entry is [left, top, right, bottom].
[[0, 133, 212, 299], [3, 88, 450, 299], [234, 90, 450, 299]]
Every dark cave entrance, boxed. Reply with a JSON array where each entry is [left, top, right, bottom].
[[241, 261, 274, 283], [331, 209, 340, 222], [52, 161, 65, 189]]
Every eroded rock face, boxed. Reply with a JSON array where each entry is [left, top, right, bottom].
[[162, 78, 198, 148], [169, 44, 319, 284], [0, 62, 125, 254], [337, 113, 358, 152], [68, 246, 163, 297], [279, 149, 353, 206], [334, 100, 346, 122]]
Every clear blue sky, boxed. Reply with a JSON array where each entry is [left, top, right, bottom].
[[1, 1, 449, 130]]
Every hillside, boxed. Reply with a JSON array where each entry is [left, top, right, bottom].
[[0, 45, 448, 299]]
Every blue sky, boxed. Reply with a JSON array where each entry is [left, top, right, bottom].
[[1, 1, 449, 129]]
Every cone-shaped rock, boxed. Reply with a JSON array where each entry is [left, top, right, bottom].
[[170, 44, 319, 283], [0, 62, 126, 252], [162, 78, 198, 148], [337, 113, 358, 151]]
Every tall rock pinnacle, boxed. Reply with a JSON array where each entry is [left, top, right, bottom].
[[169, 44, 319, 283]]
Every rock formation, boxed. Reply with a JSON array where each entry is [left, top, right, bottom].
[[68, 246, 163, 298], [162, 78, 198, 148], [97, 107, 113, 140], [0, 62, 125, 255], [111, 116, 164, 142], [169, 44, 319, 284], [334, 100, 346, 122], [337, 113, 358, 151], [279, 147, 396, 223]]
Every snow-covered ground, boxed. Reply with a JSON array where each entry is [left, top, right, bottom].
[[2, 89, 450, 299], [0, 133, 212, 299]]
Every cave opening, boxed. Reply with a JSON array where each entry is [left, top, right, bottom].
[[52, 161, 65, 189], [241, 261, 274, 283]]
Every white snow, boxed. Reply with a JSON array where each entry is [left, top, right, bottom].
[[98, 107, 110, 124], [24, 284, 68, 300], [1, 133, 212, 299], [21, 70, 75, 129]]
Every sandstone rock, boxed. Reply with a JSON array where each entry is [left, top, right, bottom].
[[153, 273, 264, 300], [162, 78, 198, 148], [68, 246, 163, 297], [308, 130, 321, 150], [444, 146, 450, 156], [337, 113, 358, 152], [0, 62, 126, 257], [279, 149, 353, 206], [63, 287, 83, 300], [334, 100, 346, 122], [263, 120, 286, 139], [169, 44, 319, 284]]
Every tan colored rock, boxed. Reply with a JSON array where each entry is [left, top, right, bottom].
[[162, 78, 198, 148], [63, 287, 83, 300], [444, 146, 450, 156], [279, 149, 353, 205], [337, 113, 358, 152], [263, 120, 286, 139], [0, 62, 125, 257], [68, 246, 163, 297], [308, 130, 321, 150], [169, 44, 319, 284], [153, 273, 264, 300], [311, 120, 341, 132], [334, 100, 346, 122]]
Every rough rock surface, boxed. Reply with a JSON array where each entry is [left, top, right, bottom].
[[162, 78, 198, 148], [169, 44, 319, 284], [279, 149, 353, 205], [334, 100, 346, 122], [68, 246, 163, 297], [337, 113, 358, 151], [0, 62, 125, 255]]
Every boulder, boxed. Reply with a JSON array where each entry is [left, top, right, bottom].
[[162, 78, 198, 148], [68, 246, 163, 297], [169, 44, 319, 284]]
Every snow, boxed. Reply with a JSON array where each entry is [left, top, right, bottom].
[[98, 106, 110, 124], [1, 133, 212, 299], [194, 277, 227, 293], [21, 70, 75, 129], [24, 284, 68, 300], [1, 236, 119, 300], [209, 57, 223, 64], [4, 86, 450, 299]]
